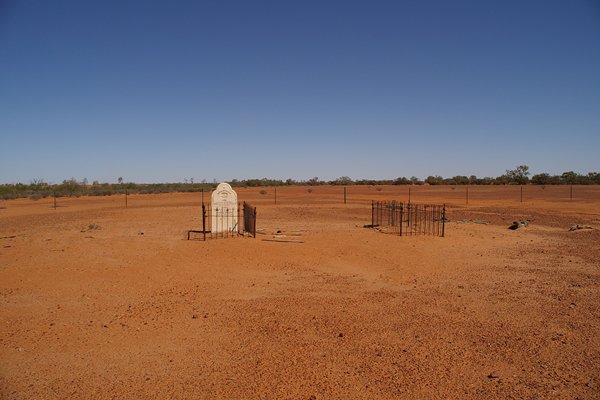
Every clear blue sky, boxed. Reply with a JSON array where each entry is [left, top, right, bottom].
[[1, 0, 599, 184]]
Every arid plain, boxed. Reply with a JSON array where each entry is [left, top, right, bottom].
[[1, 185, 599, 399]]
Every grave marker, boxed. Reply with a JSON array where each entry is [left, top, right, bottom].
[[211, 183, 238, 233]]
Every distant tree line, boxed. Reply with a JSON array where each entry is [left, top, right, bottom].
[[0, 178, 217, 200], [1, 166, 598, 200]]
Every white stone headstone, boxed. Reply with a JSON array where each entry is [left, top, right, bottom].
[[211, 183, 238, 233]]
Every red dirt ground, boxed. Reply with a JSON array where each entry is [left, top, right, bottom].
[[1, 185, 599, 399]]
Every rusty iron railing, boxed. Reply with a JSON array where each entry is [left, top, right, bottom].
[[188, 201, 257, 241], [370, 201, 446, 237]]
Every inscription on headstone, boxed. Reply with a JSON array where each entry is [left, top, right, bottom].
[[211, 183, 238, 233]]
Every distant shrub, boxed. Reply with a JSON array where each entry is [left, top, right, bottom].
[[259, 189, 268, 195], [28, 193, 43, 201], [307, 188, 313, 193]]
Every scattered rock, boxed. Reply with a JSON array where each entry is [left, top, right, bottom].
[[569, 224, 593, 231], [338, 333, 344, 338], [309, 396, 317, 400], [138, 231, 144, 235], [509, 220, 529, 230], [487, 372, 500, 379], [192, 314, 198, 319]]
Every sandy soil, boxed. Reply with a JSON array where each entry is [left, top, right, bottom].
[[1, 185, 599, 399]]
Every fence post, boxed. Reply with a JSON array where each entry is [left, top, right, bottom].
[[570, 184, 573, 200], [344, 187, 347, 205], [408, 187, 411, 203], [520, 185, 523, 203], [202, 204, 206, 241], [442, 205, 446, 238]]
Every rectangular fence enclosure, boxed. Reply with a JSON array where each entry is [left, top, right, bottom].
[[370, 201, 446, 237], [188, 201, 257, 240]]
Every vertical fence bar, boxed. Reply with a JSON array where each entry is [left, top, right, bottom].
[[202, 204, 206, 241], [253, 206, 257, 238], [399, 203, 403, 236], [442, 205, 446, 238], [344, 187, 347, 205], [428, 205, 431, 236], [436, 206, 440, 237], [407, 203, 411, 236], [371, 201, 374, 226], [415, 204, 419, 235]]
